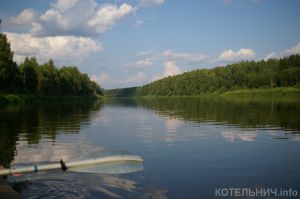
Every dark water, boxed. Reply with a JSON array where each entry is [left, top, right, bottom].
[[0, 97, 300, 199]]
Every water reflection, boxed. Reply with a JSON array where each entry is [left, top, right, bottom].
[[221, 130, 257, 142], [10, 171, 168, 199], [13, 139, 100, 164], [0, 97, 300, 198], [1, 99, 169, 199], [0, 100, 103, 166], [106, 97, 300, 137], [165, 118, 182, 133], [11, 172, 137, 199]]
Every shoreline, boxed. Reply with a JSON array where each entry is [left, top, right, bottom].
[[2, 87, 300, 105], [0, 94, 102, 105], [104, 87, 300, 102]]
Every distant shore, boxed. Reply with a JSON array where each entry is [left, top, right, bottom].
[[0, 94, 102, 105], [105, 87, 300, 102], [2, 87, 299, 105], [218, 87, 300, 97]]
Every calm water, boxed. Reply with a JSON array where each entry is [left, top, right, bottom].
[[0, 97, 300, 198]]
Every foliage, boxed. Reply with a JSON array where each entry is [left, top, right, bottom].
[[0, 33, 103, 96], [105, 87, 138, 97], [0, 33, 19, 91], [19, 57, 39, 93], [106, 55, 300, 97]]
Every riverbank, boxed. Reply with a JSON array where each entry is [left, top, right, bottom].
[[2, 87, 300, 105], [0, 94, 102, 105], [217, 87, 300, 103], [220, 87, 300, 97], [106, 87, 300, 102]]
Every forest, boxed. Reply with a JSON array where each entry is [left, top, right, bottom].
[[0, 33, 102, 96], [106, 54, 300, 97], [2, 31, 300, 98]]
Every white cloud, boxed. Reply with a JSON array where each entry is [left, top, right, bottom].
[[5, 32, 102, 64], [88, 3, 135, 34], [218, 48, 256, 62], [163, 61, 182, 76], [31, 0, 97, 36], [285, 42, 300, 55], [130, 49, 208, 68], [126, 72, 147, 83], [134, 59, 153, 67], [162, 49, 208, 63], [154, 61, 182, 80], [29, 0, 135, 36], [91, 73, 110, 83], [139, 0, 165, 7], [134, 19, 144, 27], [125, 58, 153, 68], [262, 42, 300, 61], [135, 50, 153, 56], [264, 52, 277, 61], [8, 8, 38, 26], [105, 72, 147, 87], [52, 0, 83, 12]]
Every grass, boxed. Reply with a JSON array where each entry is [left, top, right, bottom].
[[220, 87, 300, 98], [216, 87, 300, 103]]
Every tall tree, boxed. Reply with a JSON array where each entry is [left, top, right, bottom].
[[39, 59, 59, 95], [19, 57, 39, 93], [0, 33, 19, 91]]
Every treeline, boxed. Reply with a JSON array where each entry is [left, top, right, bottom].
[[105, 87, 138, 97], [106, 54, 300, 97], [0, 33, 102, 96]]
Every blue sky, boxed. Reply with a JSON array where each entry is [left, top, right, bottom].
[[1, 0, 300, 89]]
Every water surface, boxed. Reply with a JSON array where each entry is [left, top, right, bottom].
[[0, 97, 299, 198]]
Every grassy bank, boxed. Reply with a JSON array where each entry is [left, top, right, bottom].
[[107, 87, 300, 102], [0, 94, 102, 105], [220, 87, 300, 97], [213, 87, 300, 103]]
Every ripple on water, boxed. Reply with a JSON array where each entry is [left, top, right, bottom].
[[10, 171, 140, 199]]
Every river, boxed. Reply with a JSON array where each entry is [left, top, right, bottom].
[[0, 97, 299, 198]]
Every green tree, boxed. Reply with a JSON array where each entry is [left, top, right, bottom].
[[39, 59, 59, 95], [19, 57, 39, 93], [108, 54, 300, 97], [0, 33, 19, 91], [59, 66, 81, 95]]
